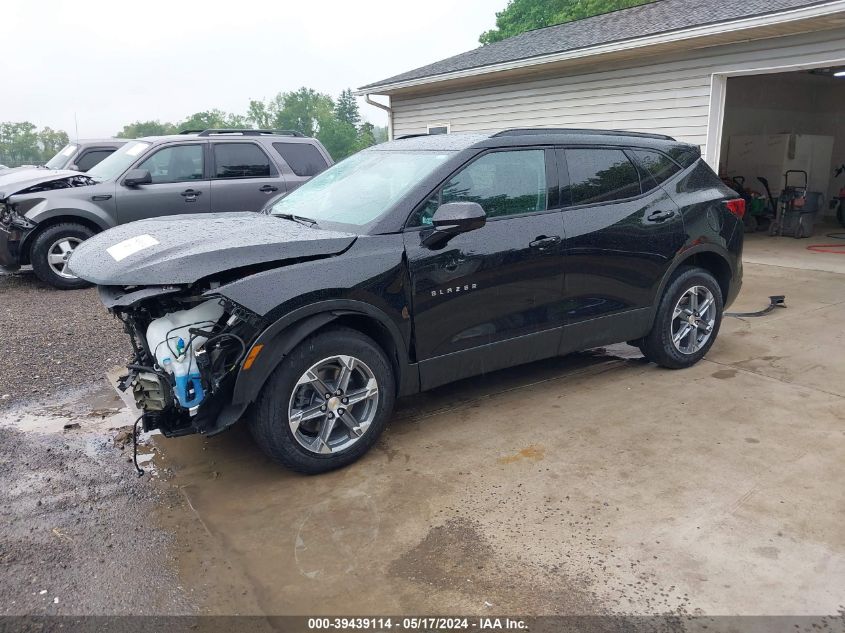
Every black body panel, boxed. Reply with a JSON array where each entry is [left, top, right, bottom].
[[75, 129, 743, 439], [69, 212, 356, 286]]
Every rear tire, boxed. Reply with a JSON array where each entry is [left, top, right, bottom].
[[249, 327, 395, 474], [638, 267, 723, 369], [30, 222, 94, 290]]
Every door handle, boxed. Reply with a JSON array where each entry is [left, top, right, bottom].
[[647, 210, 675, 222], [259, 185, 279, 193], [91, 194, 112, 201], [529, 235, 561, 250], [181, 189, 202, 198]]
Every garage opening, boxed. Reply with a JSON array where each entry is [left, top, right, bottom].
[[718, 68, 845, 261]]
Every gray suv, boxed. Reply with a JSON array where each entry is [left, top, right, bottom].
[[44, 139, 128, 172], [0, 129, 332, 289]]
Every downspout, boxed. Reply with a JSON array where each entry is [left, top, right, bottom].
[[365, 94, 393, 141]]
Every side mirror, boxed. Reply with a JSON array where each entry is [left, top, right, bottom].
[[124, 169, 152, 187], [422, 202, 486, 248], [68, 163, 81, 172]]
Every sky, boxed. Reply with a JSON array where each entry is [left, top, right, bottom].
[[4, 0, 501, 138]]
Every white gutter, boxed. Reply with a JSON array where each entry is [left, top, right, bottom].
[[364, 94, 394, 140], [355, 0, 845, 94]]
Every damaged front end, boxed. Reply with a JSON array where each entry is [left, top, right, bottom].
[[0, 201, 37, 268], [102, 284, 265, 437], [0, 170, 98, 268]]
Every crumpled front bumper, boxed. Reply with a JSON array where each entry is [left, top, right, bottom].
[[0, 225, 24, 269], [0, 209, 36, 269]]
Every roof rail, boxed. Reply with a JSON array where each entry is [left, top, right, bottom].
[[493, 128, 676, 141], [178, 128, 305, 137], [395, 133, 432, 140]]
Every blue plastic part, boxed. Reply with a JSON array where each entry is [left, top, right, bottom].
[[174, 372, 205, 408]]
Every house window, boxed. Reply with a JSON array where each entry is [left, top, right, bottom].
[[427, 124, 450, 135]]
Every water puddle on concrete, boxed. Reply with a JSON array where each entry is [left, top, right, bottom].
[[0, 367, 160, 473]]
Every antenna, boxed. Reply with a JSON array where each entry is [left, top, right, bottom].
[[74, 112, 79, 142]]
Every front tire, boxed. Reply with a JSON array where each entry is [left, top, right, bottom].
[[30, 222, 94, 290], [638, 267, 723, 369], [249, 327, 395, 474]]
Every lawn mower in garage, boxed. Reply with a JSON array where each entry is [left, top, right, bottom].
[[723, 176, 772, 233], [769, 170, 822, 239]]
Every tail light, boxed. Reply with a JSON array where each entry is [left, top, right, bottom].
[[725, 198, 745, 219]]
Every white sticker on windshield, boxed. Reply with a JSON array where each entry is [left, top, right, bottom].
[[106, 234, 159, 262], [125, 142, 149, 157]]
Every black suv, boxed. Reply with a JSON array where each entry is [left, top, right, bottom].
[[70, 129, 744, 474]]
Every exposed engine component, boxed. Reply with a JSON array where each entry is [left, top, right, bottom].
[[18, 175, 96, 194], [111, 289, 259, 436], [145, 300, 225, 408], [132, 372, 170, 411]]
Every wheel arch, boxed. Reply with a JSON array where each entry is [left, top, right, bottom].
[[218, 300, 416, 433], [659, 246, 734, 307], [20, 214, 105, 265]]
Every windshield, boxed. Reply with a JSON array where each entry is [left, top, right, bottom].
[[87, 141, 150, 181], [44, 144, 78, 170], [269, 150, 453, 227]]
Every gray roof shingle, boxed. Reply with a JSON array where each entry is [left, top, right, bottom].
[[360, 0, 830, 90]]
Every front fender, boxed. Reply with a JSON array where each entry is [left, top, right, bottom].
[[21, 198, 117, 231], [214, 300, 415, 434]]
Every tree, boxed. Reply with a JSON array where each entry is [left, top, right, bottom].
[[335, 89, 361, 127], [247, 99, 273, 129], [38, 127, 69, 158], [372, 126, 389, 144], [273, 88, 335, 137], [357, 122, 376, 150], [177, 109, 247, 132], [116, 120, 177, 138], [317, 117, 359, 161], [479, 0, 650, 44], [0, 122, 51, 166]]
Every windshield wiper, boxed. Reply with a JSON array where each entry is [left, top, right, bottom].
[[273, 213, 318, 227]]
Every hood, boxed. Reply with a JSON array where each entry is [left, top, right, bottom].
[[68, 212, 357, 286], [0, 168, 89, 200]]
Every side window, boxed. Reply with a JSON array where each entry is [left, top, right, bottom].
[[213, 143, 272, 179], [439, 149, 547, 221], [75, 149, 114, 172], [137, 145, 204, 184], [273, 142, 329, 177], [564, 148, 641, 205], [630, 149, 681, 186]]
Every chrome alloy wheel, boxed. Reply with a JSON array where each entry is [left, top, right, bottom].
[[47, 237, 82, 279], [671, 285, 717, 354], [287, 355, 380, 454]]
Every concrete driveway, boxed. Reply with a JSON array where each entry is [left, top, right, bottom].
[[156, 235, 845, 617]]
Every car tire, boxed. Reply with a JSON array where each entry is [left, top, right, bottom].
[[638, 267, 723, 369], [30, 222, 94, 290], [249, 327, 395, 474]]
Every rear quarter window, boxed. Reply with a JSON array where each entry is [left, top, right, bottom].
[[630, 149, 682, 185], [273, 142, 329, 177], [665, 145, 700, 168]]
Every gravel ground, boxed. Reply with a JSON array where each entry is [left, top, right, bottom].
[[0, 270, 130, 408], [0, 424, 194, 615], [0, 271, 197, 617]]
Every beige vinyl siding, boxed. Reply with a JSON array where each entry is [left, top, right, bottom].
[[390, 28, 845, 156]]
